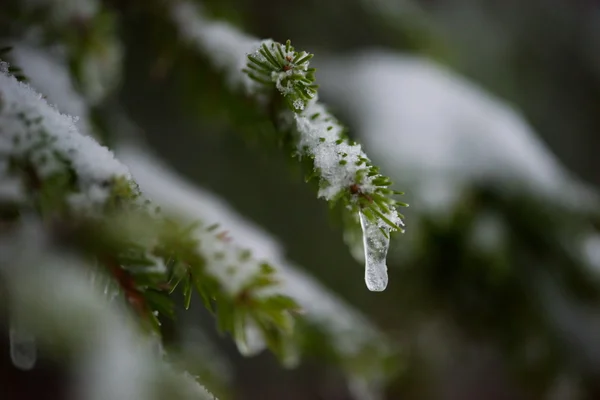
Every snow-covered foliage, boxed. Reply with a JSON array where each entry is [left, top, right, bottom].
[[319, 49, 600, 386], [583, 234, 600, 272], [317, 51, 598, 215], [316, 50, 600, 283], [170, 1, 406, 291], [0, 64, 296, 395], [175, 322, 234, 394], [10, 44, 93, 135], [243, 42, 404, 231], [21, 0, 99, 23], [14, 0, 123, 104], [291, 99, 403, 290], [119, 145, 395, 396], [0, 222, 215, 400], [245, 40, 317, 109], [1, 2, 408, 396], [0, 68, 132, 211], [172, 1, 261, 93]]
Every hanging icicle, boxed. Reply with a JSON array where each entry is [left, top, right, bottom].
[[9, 321, 37, 371], [359, 211, 390, 292]]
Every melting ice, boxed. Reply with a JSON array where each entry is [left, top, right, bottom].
[[9, 323, 36, 370], [359, 211, 390, 292]]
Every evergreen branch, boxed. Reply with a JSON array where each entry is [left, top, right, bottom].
[[244, 40, 316, 112], [4, 44, 97, 137], [2, 0, 402, 393], [0, 68, 299, 380], [171, 0, 406, 292], [0, 47, 28, 82], [121, 146, 400, 386], [1, 229, 216, 400], [243, 40, 405, 233], [172, 2, 405, 235], [6, 0, 123, 106]]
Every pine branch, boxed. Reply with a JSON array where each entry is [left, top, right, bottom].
[[171, 0, 408, 292], [5, 44, 97, 137], [121, 146, 400, 389], [245, 41, 407, 230], [0, 47, 28, 82], [2, 0, 403, 393], [6, 0, 123, 105], [0, 67, 298, 392], [1, 225, 216, 400]]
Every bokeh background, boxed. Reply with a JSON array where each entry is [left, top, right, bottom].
[[2, 0, 600, 399]]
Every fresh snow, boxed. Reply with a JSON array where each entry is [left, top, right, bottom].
[[0, 222, 215, 400], [119, 146, 392, 385], [583, 234, 600, 271], [19, 0, 122, 104], [22, 0, 99, 23], [119, 145, 279, 296], [317, 51, 598, 214], [293, 98, 402, 291], [0, 69, 132, 211], [11, 44, 93, 135], [294, 99, 374, 202], [170, 4, 404, 290], [172, 1, 260, 93]]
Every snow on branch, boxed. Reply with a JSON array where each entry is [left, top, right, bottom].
[[317, 51, 599, 215], [9, 44, 93, 136], [0, 68, 132, 211], [12, 0, 122, 104], [172, 2, 260, 93], [171, 0, 407, 291], [0, 66, 300, 378], [0, 223, 216, 400], [120, 145, 397, 396], [21, 0, 100, 24]]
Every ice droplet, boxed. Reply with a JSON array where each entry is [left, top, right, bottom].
[[9, 324, 37, 370], [235, 319, 266, 356], [359, 211, 389, 292]]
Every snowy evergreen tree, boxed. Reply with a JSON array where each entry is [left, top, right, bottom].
[[2, 0, 600, 399]]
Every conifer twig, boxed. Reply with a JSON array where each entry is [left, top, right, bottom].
[[171, 2, 406, 237], [0, 66, 299, 366]]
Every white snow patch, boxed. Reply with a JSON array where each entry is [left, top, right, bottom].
[[18, 0, 122, 104], [583, 234, 600, 271], [170, 2, 402, 221], [0, 176, 24, 201], [170, 6, 404, 285], [11, 44, 93, 135], [119, 145, 391, 361], [172, 1, 260, 93], [0, 70, 132, 211], [0, 222, 215, 400], [469, 211, 506, 253], [78, 43, 123, 105], [295, 99, 372, 200], [317, 51, 598, 214], [22, 0, 99, 23]]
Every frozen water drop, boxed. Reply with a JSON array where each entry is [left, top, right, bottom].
[[281, 343, 300, 369], [235, 319, 266, 356], [9, 324, 37, 371], [359, 211, 389, 292]]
